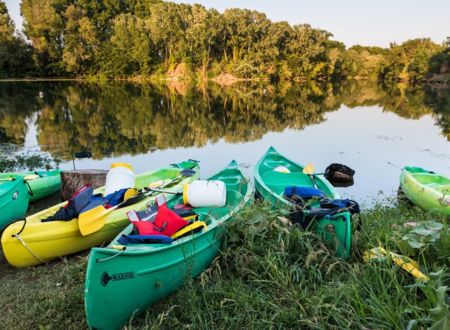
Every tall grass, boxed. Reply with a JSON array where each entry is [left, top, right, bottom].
[[0, 202, 448, 329]]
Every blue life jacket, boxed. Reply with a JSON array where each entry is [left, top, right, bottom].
[[284, 186, 324, 199], [118, 234, 173, 245]]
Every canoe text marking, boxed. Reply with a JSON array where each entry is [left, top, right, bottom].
[[101, 271, 135, 287]]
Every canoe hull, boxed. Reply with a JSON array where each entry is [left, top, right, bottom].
[[255, 147, 352, 258], [0, 177, 29, 231], [1, 163, 199, 268], [400, 166, 450, 215], [85, 225, 224, 329], [84, 160, 253, 329], [0, 170, 62, 202]]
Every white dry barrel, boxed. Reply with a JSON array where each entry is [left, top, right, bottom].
[[183, 180, 227, 207], [104, 163, 135, 195]]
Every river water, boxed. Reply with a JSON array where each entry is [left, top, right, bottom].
[[0, 80, 449, 205]]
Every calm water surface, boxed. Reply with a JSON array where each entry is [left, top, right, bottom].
[[1, 81, 449, 205]]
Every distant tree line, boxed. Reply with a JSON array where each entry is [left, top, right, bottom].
[[0, 0, 449, 85]]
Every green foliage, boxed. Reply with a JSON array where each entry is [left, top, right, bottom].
[[380, 39, 444, 86], [3, 1, 450, 87], [20, 0, 66, 75], [400, 221, 444, 250], [14, 0, 348, 81], [0, 0, 34, 77], [62, 5, 98, 74]]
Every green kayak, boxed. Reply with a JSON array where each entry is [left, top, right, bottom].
[[0, 170, 62, 202], [400, 166, 450, 215], [0, 175, 29, 231], [84, 160, 253, 330], [255, 147, 352, 258]]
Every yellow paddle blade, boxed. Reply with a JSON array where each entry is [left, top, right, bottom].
[[303, 163, 315, 175], [24, 174, 40, 181], [78, 206, 110, 236]]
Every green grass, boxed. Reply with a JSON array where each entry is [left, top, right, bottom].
[[0, 203, 448, 329]]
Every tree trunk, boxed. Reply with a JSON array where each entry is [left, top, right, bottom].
[[60, 169, 108, 201]]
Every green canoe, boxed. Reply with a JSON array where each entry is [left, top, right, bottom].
[[0, 170, 62, 202], [0, 175, 29, 231], [254, 147, 352, 258], [84, 160, 253, 330], [400, 166, 450, 215]]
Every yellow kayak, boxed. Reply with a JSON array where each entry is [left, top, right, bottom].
[[1, 161, 199, 268]]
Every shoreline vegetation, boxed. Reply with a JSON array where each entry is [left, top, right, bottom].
[[0, 1, 449, 89], [0, 202, 448, 329]]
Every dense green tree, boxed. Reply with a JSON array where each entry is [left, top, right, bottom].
[[0, 1, 33, 77], [98, 13, 154, 76], [63, 5, 98, 74], [20, 0, 67, 74], [380, 39, 443, 86], [7, 0, 450, 85], [428, 37, 450, 81]]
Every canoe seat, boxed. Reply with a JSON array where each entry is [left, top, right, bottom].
[[261, 171, 313, 195], [261, 171, 311, 187]]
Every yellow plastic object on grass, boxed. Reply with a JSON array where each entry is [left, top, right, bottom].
[[363, 246, 429, 281]]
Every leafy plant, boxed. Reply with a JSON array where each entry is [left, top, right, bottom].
[[399, 221, 444, 256]]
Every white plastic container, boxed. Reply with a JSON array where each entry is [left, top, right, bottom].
[[104, 163, 135, 195], [183, 180, 226, 207]]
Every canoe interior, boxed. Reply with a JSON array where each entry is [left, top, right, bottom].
[[257, 147, 338, 199], [255, 147, 351, 259], [84, 161, 253, 330]]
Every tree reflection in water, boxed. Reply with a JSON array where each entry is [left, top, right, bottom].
[[0, 80, 448, 160]]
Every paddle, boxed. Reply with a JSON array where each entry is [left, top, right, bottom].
[[144, 187, 182, 196], [303, 163, 318, 189], [78, 168, 196, 236]]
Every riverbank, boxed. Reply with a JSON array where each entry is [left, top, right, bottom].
[[0, 203, 448, 329]]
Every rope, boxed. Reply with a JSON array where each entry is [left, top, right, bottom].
[[25, 180, 34, 197], [96, 247, 126, 263], [13, 233, 46, 264]]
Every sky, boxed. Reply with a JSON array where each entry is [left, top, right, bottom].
[[4, 0, 450, 47]]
